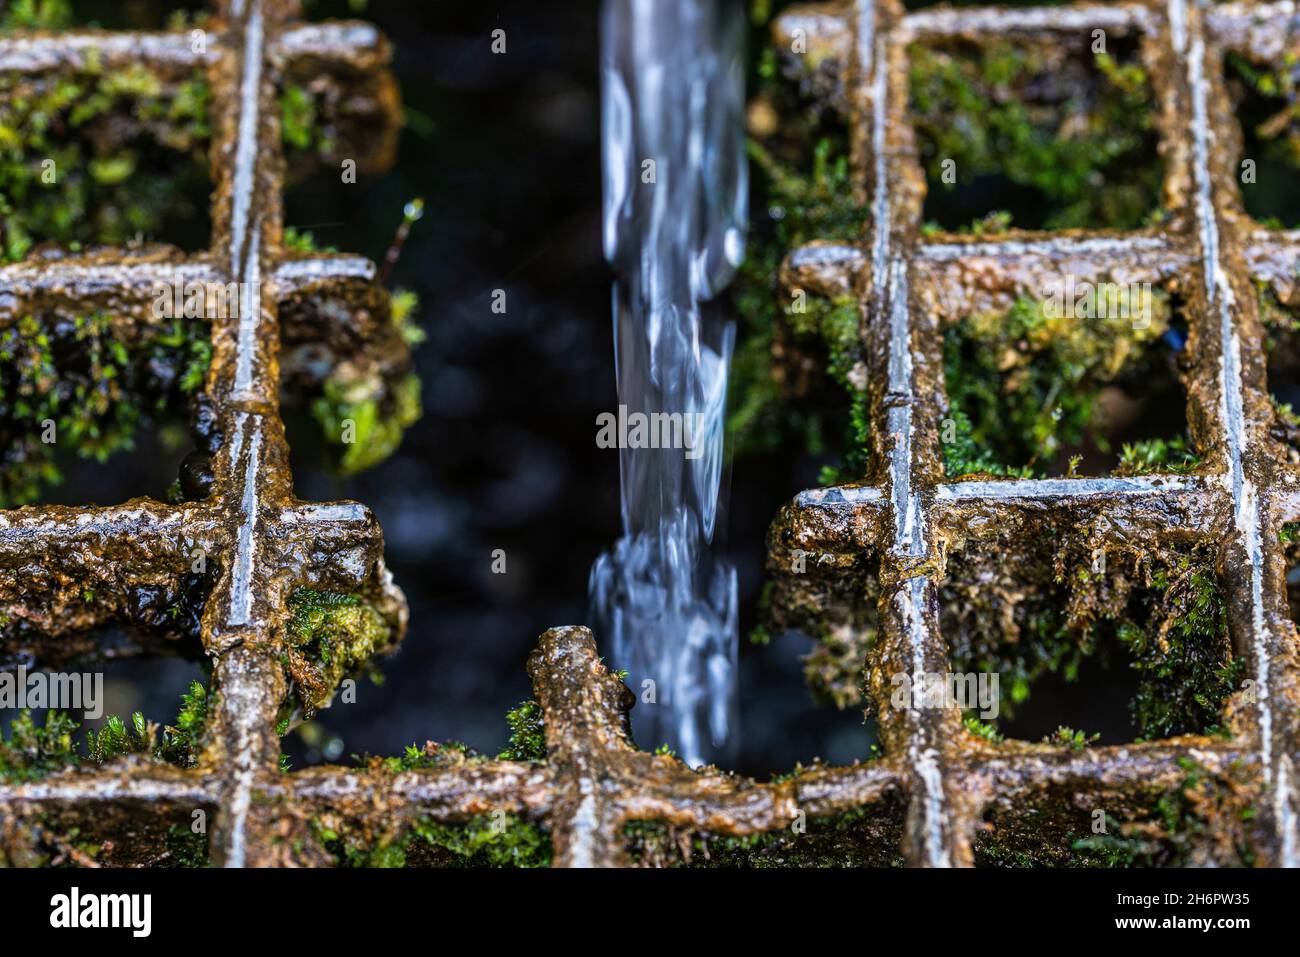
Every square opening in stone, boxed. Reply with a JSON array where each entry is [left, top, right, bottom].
[[745, 531, 885, 774], [621, 788, 907, 868], [1226, 50, 1300, 230], [940, 520, 1241, 746], [975, 771, 1256, 868], [940, 286, 1194, 478], [0, 310, 213, 509], [8, 798, 214, 867], [0, 53, 213, 261], [908, 31, 1164, 233], [0, 656, 214, 868]]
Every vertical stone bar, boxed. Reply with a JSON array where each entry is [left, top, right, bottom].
[[201, 0, 296, 867], [1163, 0, 1300, 865], [853, 0, 970, 866]]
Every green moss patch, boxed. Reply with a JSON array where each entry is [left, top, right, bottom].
[[311, 809, 552, 869], [1227, 52, 1300, 229], [309, 368, 422, 476], [0, 45, 211, 260], [942, 290, 1193, 478], [0, 678, 213, 785], [727, 30, 869, 479], [283, 588, 395, 716], [943, 530, 1240, 743], [909, 36, 1164, 232], [0, 312, 211, 506], [498, 699, 546, 761]]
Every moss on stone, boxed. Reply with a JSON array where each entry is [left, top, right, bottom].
[[942, 289, 1178, 477], [0, 678, 214, 784], [156, 679, 212, 769], [408, 814, 552, 868], [727, 24, 869, 476], [909, 37, 1164, 231], [164, 821, 210, 868], [0, 40, 210, 260], [1113, 437, 1202, 476], [311, 811, 552, 869], [944, 534, 1238, 741], [0, 710, 80, 783], [283, 588, 395, 715], [498, 699, 546, 762], [1043, 725, 1099, 751], [0, 311, 212, 506], [309, 369, 422, 476]]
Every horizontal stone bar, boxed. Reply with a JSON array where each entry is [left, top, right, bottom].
[[1208, 0, 1300, 60], [981, 740, 1246, 797], [0, 765, 213, 806], [0, 21, 388, 74], [0, 249, 379, 323]]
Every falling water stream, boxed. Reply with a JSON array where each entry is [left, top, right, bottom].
[[589, 0, 747, 766]]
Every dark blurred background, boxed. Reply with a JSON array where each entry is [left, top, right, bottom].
[[15, 0, 874, 777]]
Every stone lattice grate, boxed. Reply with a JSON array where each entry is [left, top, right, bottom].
[[2, 0, 1299, 868], [766, 0, 1300, 867]]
